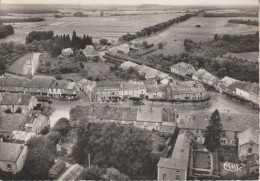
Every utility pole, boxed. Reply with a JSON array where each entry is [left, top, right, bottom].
[[88, 153, 90, 168]]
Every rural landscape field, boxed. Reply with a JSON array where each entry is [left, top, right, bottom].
[[0, 1, 259, 180]]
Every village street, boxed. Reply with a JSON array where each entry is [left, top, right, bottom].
[[49, 91, 258, 127]]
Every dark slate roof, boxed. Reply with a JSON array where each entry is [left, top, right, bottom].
[[179, 112, 259, 132], [157, 131, 190, 170], [71, 105, 176, 123], [168, 81, 207, 94], [0, 76, 30, 87], [48, 160, 66, 177], [0, 113, 25, 132], [26, 75, 55, 88], [0, 93, 33, 105], [0, 142, 27, 162], [96, 81, 122, 91], [49, 80, 69, 89], [121, 81, 146, 90], [146, 84, 166, 93]]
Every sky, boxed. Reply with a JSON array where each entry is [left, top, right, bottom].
[[1, 0, 259, 5]]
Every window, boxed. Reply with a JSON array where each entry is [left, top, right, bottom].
[[248, 148, 253, 153], [6, 164, 12, 170], [162, 172, 167, 180], [176, 171, 180, 180], [221, 139, 226, 144]]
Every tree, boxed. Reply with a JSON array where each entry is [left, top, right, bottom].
[[71, 122, 153, 178], [102, 167, 129, 180], [52, 118, 71, 137], [99, 38, 108, 45], [40, 125, 50, 135], [23, 136, 55, 178], [71, 30, 77, 48], [203, 109, 223, 151]]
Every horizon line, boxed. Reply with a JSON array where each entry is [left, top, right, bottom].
[[1, 3, 258, 6]]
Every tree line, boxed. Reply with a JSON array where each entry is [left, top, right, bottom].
[[0, 17, 44, 23], [228, 19, 258, 26], [203, 12, 258, 17], [118, 12, 199, 42], [0, 24, 14, 39], [26, 30, 93, 56]]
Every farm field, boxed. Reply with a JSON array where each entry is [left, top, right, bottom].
[[138, 16, 258, 56], [84, 61, 112, 77], [0, 13, 184, 44], [223, 51, 258, 62]]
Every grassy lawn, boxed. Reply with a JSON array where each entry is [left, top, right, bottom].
[[83, 61, 112, 78]]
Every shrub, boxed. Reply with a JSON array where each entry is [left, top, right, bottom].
[[157, 143, 166, 152]]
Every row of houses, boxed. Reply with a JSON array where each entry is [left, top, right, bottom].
[[71, 105, 178, 133], [0, 75, 79, 99], [121, 61, 173, 83], [170, 62, 259, 105], [81, 80, 209, 102]]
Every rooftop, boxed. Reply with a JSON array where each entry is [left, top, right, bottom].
[[0, 113, 25, 132], [121, 81, 146, 90], [0, 142, 27, 162], [121, 61, 140, 69], [27, 75, 55, 88], [239, 127, 259, 146], [10, 130, 36, 143], [171, 62, 196, 75], [49, 80, 69, 89], [180, 112, 259, 132], [96, 81, 122, 91], [146, 84, 166, 93], [58, 164, 84, 180], [157, 131, 190, 170], [0, 76, 30, 88], [221, 76, 239, 86], [168, 81, 207, 94], [0, 93, 33, 105]]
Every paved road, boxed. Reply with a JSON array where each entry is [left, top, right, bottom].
[[49, 91, 258, 127]]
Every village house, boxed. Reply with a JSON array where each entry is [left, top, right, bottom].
[[24, 75, 55, 96], [192, 69, 218, 87], [238, 127, 259, 161], [70, 105, 177, 133], [95, 81, 123, 102], [157, 130, 191, 180], [145, 84, 166, 99], [77, 79, 96, 101], [0, 142, 28, 174], [165, 81, 208, 101], [136, 65, 160, 79], [81, 45, 99, 60], [226, 81, 259, 104], [120, 61, 140, 70], [216, 76, 239, 93], [0, 113, 25, 138], [20, 111, 49, 134], [156, 72, 169, 80], [49, 80, 69, 98], [0, 93, 38, 114], [0, 76, 30, 93], [170, 62, 196, 77], [121, 81, 146, 99], [178, 111, 259, 146], [109, 43, 130, 54]]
